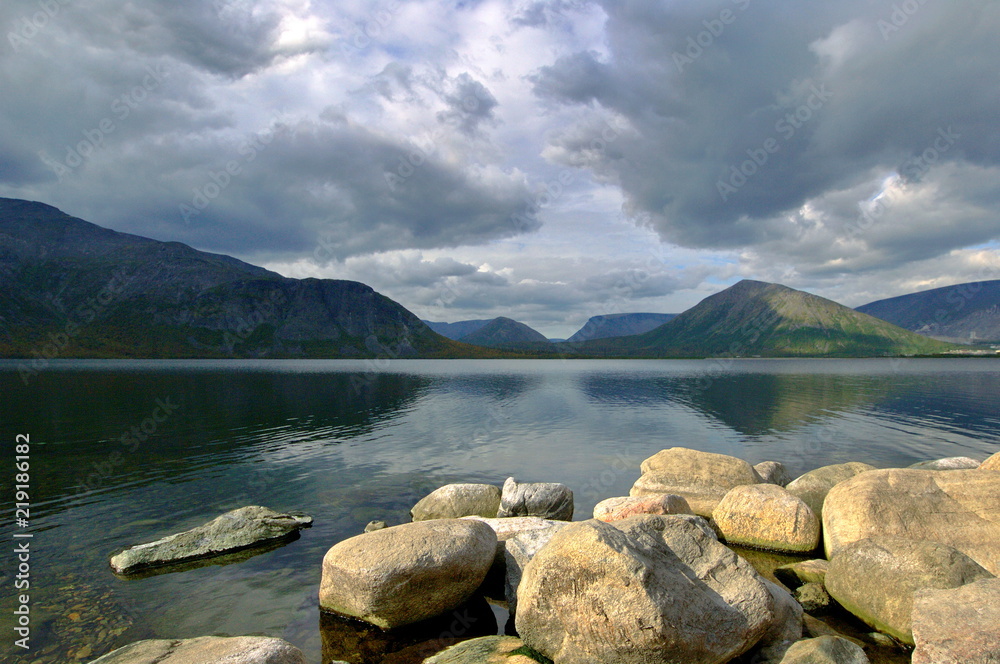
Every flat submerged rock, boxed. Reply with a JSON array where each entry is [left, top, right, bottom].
[[110, 506, 312, 575]]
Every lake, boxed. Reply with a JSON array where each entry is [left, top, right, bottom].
[[2, 358, 999, 663]]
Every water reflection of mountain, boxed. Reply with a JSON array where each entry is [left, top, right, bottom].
[[578, 372, 884, 435], [0, 366, 431, 512]]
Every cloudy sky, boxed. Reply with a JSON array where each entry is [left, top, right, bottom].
[[2, 0, 998, 337]]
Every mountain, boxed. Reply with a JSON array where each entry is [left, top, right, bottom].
[[567, 313, 677, 343], [458, 317, 550, 348], [856, 281, 1000, 343], [422, 319, 492, 340], [0, 198, 493, 359], [571, 280, 955, 357]]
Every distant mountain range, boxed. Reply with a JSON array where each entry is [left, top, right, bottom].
[[566, 280, 954, 357], [424, 316, 549, 349], [567, 313, 677, 343], [459, 316, 549, 348], [856, 281, 1000, 343], [0, 198, 967, 360], [0, 198, 496, 360], [422, 319, 493, 340]]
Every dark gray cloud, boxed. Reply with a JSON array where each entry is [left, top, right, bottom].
[[532, 0, 1000, 262]]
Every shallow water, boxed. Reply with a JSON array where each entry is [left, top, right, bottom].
[[2, 358, 998, 663]]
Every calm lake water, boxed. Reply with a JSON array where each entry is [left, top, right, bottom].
[[2, 358, 999, 663]]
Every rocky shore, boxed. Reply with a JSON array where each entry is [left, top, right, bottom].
[[95, 448, 1000, 663]]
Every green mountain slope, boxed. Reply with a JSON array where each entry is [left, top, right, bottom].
[[0, 198, 497, 360], [459, 316, 551, 349], [856, 280, 1000, 342], [573, 280, 956, 357]]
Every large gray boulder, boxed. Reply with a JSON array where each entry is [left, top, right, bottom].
[[503, 521, 570, 615], [410, 484, 501, 521], [908, 456, 981, 470], [912, 578, 1000, 664], [751, 579, 804, 662], [629, 447, 763, 517], [713, 484, 820, 553], [776, 636, 869, 664], [319, 519, 497, 629], [89, 636, 306, 664], [423, 636, 550, 663], [592, 494, 692, 522], [785, 462, 875, 519], [515, 515, 777, 664], [462, 516, 564, 542], [497, 477, 573, 521], [822, 468, 1000, 575], [755, 461, 793, 487], [825, 536, 993, 645], [109, 507, 312, 574]]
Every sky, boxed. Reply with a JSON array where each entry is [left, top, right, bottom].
[[2, 0, 999, 338]]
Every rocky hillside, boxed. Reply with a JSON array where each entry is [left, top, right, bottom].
[[0, 198, 489, 359]]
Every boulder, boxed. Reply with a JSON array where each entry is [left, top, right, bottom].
[[497, 478, 573, 521], [89, 636, 305, 664], [822, 468, 1000, 575], [752, 579, 804, 663], [755, 461, 793, 487], [592, 494, 692, 522], [462, 516, 563, 543], [713, 484, 820, 553], [794, 583, 831, 614], [503, 521, 571, 615], [319, 519, 497, 629], [785, 462, 875, 519], [364, 520, 388, 533], [423, 636, 550, 663], [516, 515, 777, 664], [825, 536, 993, 644], [908, 456, 981, 470], [629, 447, 763, 517], [981, 451, 1000, 471], [109, 506, 312, 574], [774, 559, 829, 589], [776, 636, 869, 664], [410, 484, 502, 521], [911, 578, 1000, 664]]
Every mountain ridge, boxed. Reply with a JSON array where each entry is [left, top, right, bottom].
[[567, 312, 677, 343], [856, 280, 1000, 342], [567, 280, 955, 357], [0, 198, 500, 360]]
